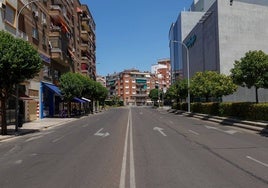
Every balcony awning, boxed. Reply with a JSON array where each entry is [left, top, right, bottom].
[[72, 97, 86, 103], [42, 82, 62, 96], [82, 97, 91, 102]]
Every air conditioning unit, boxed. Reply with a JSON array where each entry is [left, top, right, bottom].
[[33, 11, 39, 18], [0, 2, 6, 10]]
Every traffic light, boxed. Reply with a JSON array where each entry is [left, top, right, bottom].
[[230, 0, 233, 6]]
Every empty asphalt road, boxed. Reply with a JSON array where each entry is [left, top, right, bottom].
[[0, 107, 267, 188]]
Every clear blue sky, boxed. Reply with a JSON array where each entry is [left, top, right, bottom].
[[80, 0, 193, 76]]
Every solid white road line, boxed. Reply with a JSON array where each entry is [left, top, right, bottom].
[[119, 109, 130, 188], [129, 108, 136, 188], [246, 156, 268, 168], [120, 108, 136, 188]]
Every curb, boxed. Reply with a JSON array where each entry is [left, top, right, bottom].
[[168, 109, 268, 133]]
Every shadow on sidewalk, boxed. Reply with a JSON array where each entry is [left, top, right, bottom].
[[1, 127, 40, 136]]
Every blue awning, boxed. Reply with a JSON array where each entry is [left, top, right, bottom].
[[72, 97, 86, 103], [42, 82, 62, 96]]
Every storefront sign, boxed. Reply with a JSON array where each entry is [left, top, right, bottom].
[[186, 34, 196, 48]]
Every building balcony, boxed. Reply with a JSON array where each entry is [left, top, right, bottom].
[[81, 55, 90, 62], [81, 30, 89, 41], [80, 43, 89, 52], [50, 6, 70, 34], [132, 94, 148, 97], [50, 48, 62, 60], [80, 63, 88, 73], [49, 5, 62, 17], [82, 19, 92, 33], [49, 29, 61, 37]]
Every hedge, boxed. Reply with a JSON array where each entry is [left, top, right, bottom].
[[174, 102, 268, 121]]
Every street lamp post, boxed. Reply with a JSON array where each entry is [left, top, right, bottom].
[[15, 0, 41, 132], [172, 40, 190, 113]]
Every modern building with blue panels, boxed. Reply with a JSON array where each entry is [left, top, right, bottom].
[[170, 0, 268, 102]]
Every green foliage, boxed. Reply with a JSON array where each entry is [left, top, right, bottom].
[[59, 72, 108, 103], [175, 101, 268, 121], [176, 79, 188, 100], [219, 102, 268, 121], [105, 96, 123, 107], [191, 102, 220, 115], [149, 89, 159, 102], [190, 71, 237, 101], [59, 72, 83, 101], [166, 79, 188, 103], [231, 50, 268, 89], [165, 84, 177, 101], [230, 50, 268, 103], [94, 82, 108, 103], [251, 103, 268, 121], [0, 31, 42, 135], [0, 30, 42, 92]]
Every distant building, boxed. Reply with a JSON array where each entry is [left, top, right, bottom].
[[151, 59, 171, 91], [170, 0, 268, 102], [96, 75, 106, 88], [106, 69, 154, 106]]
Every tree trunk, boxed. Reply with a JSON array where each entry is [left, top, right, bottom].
[[255, 87, 259, 103], [1, 97, 7, 135], [67, 101, 71, 117]]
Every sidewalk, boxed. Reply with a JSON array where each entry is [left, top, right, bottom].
[[0, 117, 77, 142]]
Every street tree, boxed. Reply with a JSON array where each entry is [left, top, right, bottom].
[[176, 79, 188, 101], [166, 79, 188, 106], [149, 88, 160, 105], [230, 50, 268, 103], [59, 72, 83, 117], [94, 82, 108, 109], [0, 31, 42, 135], [191, 71, 237, 102]]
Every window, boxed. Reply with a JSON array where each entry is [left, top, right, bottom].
[[5, 4, 15, 25], [31, 3, 37, 12], [32, 27, 38, 39], [42, 35, 47, 46], [41, 12, 47, 24]]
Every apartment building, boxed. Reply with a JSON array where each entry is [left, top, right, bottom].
[[0, 0, 96, 121], [151, 59, 171, 91], [96, 75, 106, 88], [106, 69, 154, 106]]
